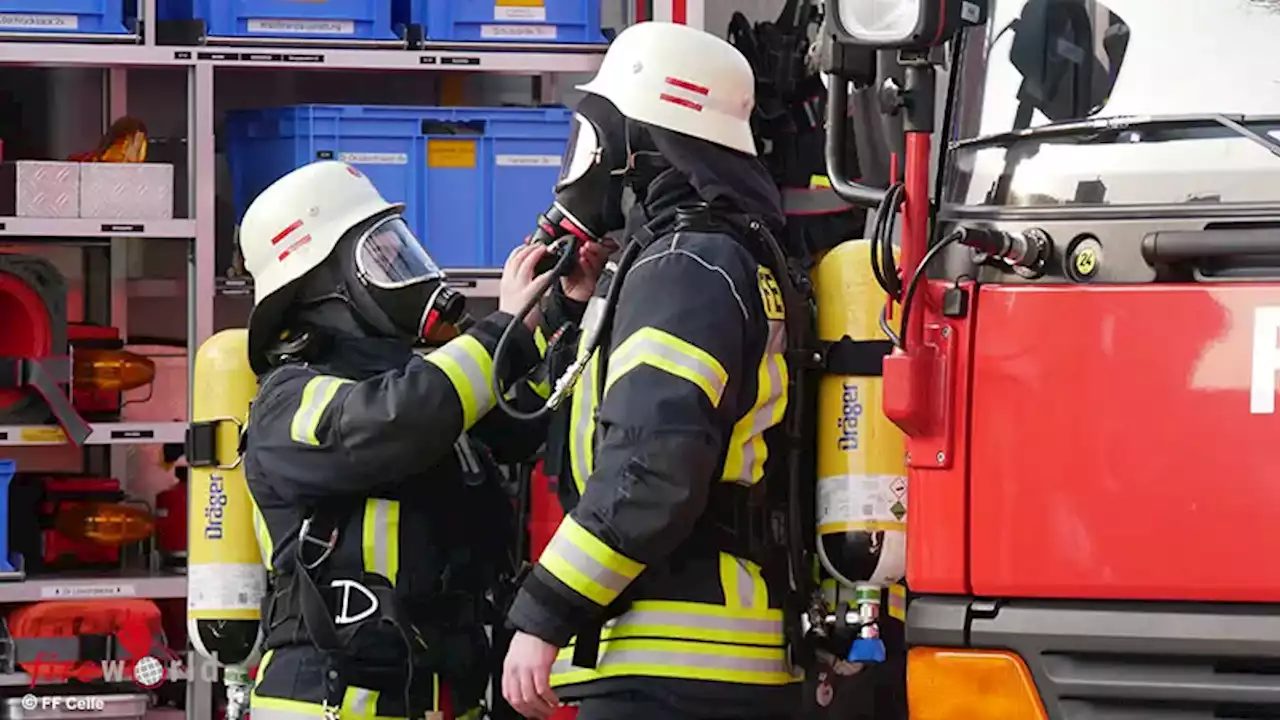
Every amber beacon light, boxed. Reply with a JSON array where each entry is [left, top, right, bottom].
[[72, 348, 156, 392], [55, 502, 155, 546]]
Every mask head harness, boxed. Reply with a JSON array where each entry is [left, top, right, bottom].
[[282, 211, 467, 354]]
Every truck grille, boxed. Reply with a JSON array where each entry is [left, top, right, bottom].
[[906, 596, 1280, 720]]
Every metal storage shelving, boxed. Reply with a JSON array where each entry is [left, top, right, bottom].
[[0, 1, 606, 717]]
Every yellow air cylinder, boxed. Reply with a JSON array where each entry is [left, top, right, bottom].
[[187, 329, 266, 669], [812, 239, 908, 590]]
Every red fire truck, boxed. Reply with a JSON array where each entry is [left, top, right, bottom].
[[821, 0, 1280, 716]]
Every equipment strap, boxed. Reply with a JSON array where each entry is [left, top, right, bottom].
[[782, 187, 854, 216], [11, 635, 133, 664], [824, 338, 894, 377], [0, 356, 90, 445], [261, 505, 422, 716]]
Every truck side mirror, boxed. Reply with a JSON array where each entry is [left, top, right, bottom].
[[1009, 0, 1131, 121]]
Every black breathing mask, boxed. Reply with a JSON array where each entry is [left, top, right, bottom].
[[333, 212, 466, 341], [530, 95, 636, 273]]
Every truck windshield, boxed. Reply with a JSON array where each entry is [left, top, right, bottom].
[[945, 0, 1280, 208]]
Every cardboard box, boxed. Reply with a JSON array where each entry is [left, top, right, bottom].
[[0, 161, 80, 218], [79, 163, 174, 219]]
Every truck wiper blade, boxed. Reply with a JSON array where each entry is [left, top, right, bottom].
[[954, 113, 1280, 157]]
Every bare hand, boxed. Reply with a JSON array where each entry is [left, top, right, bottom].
[[499, 244, 554, 330], [502, 631, 560, 719], [561, 240, 614, 302]]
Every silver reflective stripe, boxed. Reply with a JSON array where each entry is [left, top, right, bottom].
[[609, 608, 780, 636], [454, 436, 480, 474], [244, 707, 320, 720], [543, 527, 629, 597], [551, 649, 787, 675], [346, 689, 376, 715], [732, 559, 756, 608], [569, 352, 596, 493], [290, 376, 351, 445], [364, 499, 396, 582], [422, 337, 495, 426], [606, 335, 727, 405], [730, 321, 787, 486]]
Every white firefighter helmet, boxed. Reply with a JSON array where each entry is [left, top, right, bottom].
[[240, 160, 402, 372], [576, 21, 758, 156]]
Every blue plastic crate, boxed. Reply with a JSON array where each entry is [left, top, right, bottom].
[[0, 0, 131, 35], [226, 104, 572, 269], [393, 0, 604, 44], [0, 460, 16, 573], [157, 0, 396, 40]]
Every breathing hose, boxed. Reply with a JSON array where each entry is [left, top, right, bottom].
[[490, 237, 645, 423], [490, 239, 580, 422]]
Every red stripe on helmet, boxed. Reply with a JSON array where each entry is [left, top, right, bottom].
[[270, 219, 304, 246], [664, 77, 709, 95], [277, 234, 312, 262], [659, 93, 703, 112]]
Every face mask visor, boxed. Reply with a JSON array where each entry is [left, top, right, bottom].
[[557, 113, 603, 192], [354, 216, 444, 290]]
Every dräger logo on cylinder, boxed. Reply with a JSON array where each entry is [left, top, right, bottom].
[[837, 381, 863, 452], [204, 475, 227, 540]]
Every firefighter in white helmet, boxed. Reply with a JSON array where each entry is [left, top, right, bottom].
[[236, 160, 606, 720], [501, 20, 803, 720]]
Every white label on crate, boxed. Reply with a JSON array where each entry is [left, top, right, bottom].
[[495, 6, 548, 22], [495, 154, 562, 167], [187, 564, 267, 612], [480, 24, 558, 40], [41, 583, 137, 599], [0, 14, 79, 30], [247, 18, 356, 35], [339, 152, 409, 165]]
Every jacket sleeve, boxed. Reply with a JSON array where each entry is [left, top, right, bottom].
[[248, 311, 541, 506], [470, 285, 588, 464], [506, 235, 754, 646]]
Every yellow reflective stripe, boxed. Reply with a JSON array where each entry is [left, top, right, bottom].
[[361, 498, 401, 585], [888, 583, 907, 621], [250, 500, 274, 571], [422, 334, 496, 428], [341, 687, 380, 719], [289, 376, 352, 446], [721, 320, 788, 486], [718, 553, 768, 611], [604, 327, 728, 408], [528, 376, 551, 399], [539, 515, 645, 606], [568, 332, 599, 495], [527, 327, 553, 397], [552, 637, 795, 686]]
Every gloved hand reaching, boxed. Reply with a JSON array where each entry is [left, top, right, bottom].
[[499, 243, 555, 330]]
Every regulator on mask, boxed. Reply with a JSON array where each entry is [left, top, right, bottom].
[[531, 95, 633, 274], [337, 213, 467, 341]]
